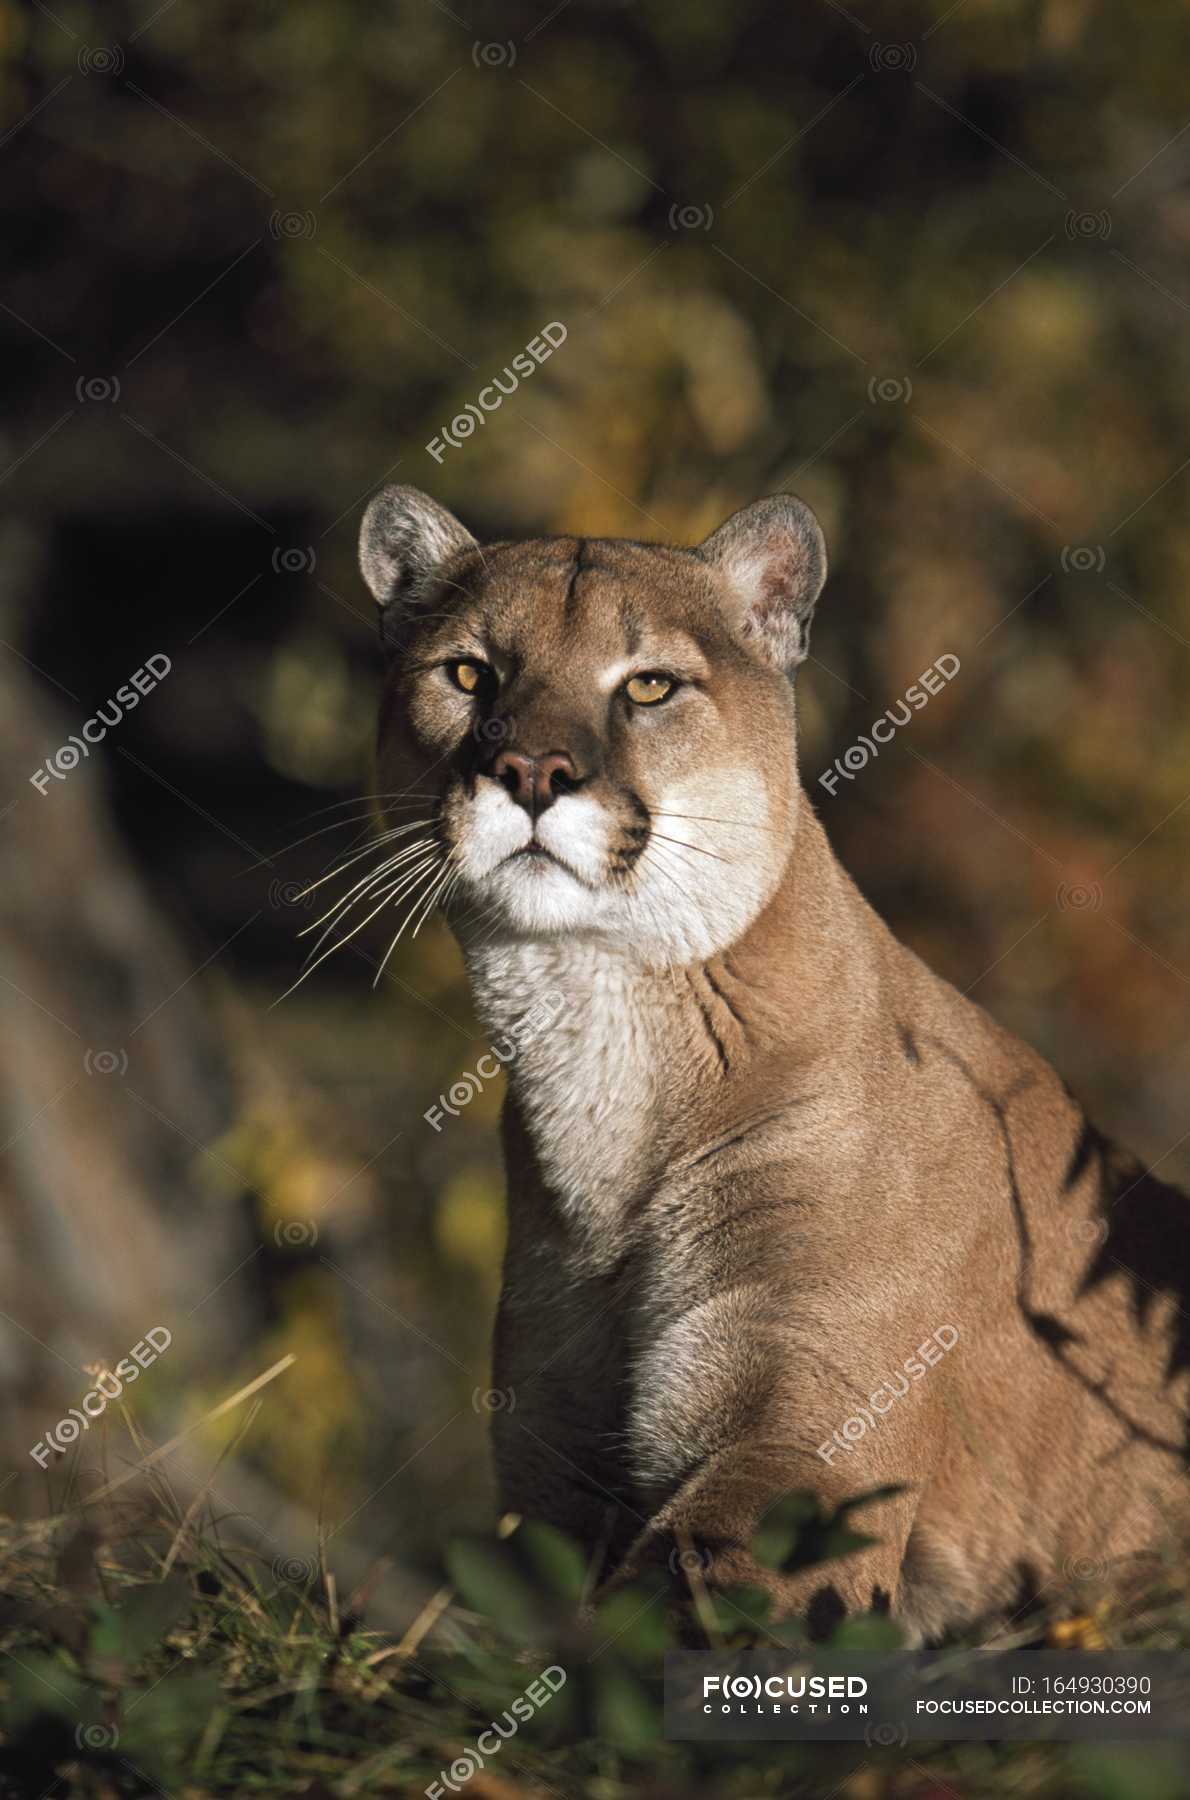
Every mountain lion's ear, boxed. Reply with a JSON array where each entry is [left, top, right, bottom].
[[698, 494, 827, 672], [359, 484, 477, 623]]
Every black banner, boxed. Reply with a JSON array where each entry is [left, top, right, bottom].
[[664, 1651, 1190, 1741]]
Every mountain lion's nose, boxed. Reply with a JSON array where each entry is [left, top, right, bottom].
[[489, 750, 580, 817]]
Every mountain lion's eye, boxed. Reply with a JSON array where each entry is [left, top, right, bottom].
[[448, 659, 490, 695], [625, 672, 675, 706]]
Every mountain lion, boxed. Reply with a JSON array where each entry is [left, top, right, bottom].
[[358, 484, 1189, 1641]]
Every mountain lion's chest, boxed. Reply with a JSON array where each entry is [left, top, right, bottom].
[[468, 940, 663, 1211]]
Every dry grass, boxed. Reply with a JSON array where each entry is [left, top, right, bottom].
[[1, 1407, 1188, 1799]]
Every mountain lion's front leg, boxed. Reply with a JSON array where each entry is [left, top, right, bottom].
[[609, 1436, 919, 1634], [490, 1267, 645, 1561], [613, 1294, 934, 1633]]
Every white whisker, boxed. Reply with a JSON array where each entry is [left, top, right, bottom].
[[648, 831, 731, 866], [274, 853, 439, 1004], [410, 859, 456, 939], [299, 837, 434, 939], [372, 854, 450, 986], [294, 820, 436, 901], [653, 811, 773, 835], [240, 802, 436, 872]]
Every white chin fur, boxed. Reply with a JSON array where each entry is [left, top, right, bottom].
[[450, 774, 780, 965]]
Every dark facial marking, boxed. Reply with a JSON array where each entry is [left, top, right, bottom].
[[561, 537, 586, 629]]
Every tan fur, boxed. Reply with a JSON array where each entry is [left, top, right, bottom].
[[359, 487, 1190, 1642]]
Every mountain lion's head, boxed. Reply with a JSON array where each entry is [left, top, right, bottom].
[[359, 487, 827, 964]]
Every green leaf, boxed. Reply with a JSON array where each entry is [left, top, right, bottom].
[[709, 1583, 773, 1640], [510, 1521, 587, 1603], [121, 1669, 223, 1760], [1067, 1746, 1189, 1800], [590, 1661, 661, 1752], [837, 1483, 907, 1515], [751, 1492, 819, 1568], [829, 1611, 905, 1649], [446, 1535, 551, 1642], [86, 1576, 193, 1681], [589, 1579, 672, 1663], [2, 1654, 87, 1731], [752, 1489, 893, 1574]]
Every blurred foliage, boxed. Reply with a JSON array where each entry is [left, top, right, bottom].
[[4, 0, 1190, 1606], [4, 1465, 1190, 1797]]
